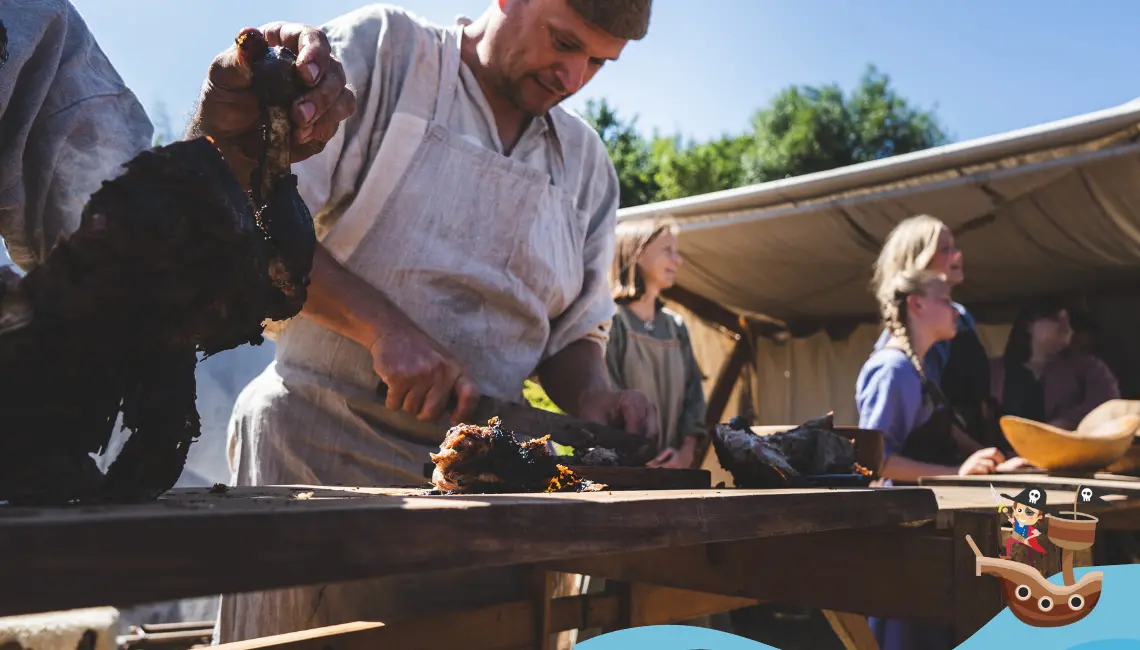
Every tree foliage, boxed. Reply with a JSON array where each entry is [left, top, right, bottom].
[[579, 64, 950, 208]]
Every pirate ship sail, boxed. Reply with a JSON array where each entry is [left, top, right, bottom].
[[964, 487, 1106, 628]]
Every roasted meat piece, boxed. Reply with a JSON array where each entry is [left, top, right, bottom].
[[576, 447, 621, 467], [430, 418, 607, 494], [0, 32, 316, 505], [712, 412, 865, 488]]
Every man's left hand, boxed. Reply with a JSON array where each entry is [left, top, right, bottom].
[[647, 444, 695, 469], [189, 22, 357, 187], [577, 388, 660, 447]]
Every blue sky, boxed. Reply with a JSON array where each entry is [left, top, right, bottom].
[[71, 0, 1140, 146]]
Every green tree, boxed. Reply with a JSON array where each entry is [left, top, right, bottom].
[[743, 64, 950, 182], [579, 63, 949, 207], [651, 133, 752, 201], [581, 98, 660, 208]]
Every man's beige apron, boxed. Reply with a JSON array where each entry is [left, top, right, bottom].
[[217, 24, 589, 645]]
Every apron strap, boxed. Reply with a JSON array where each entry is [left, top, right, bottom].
[[432, 26, 464, 125], [546, 114, 567, 188]]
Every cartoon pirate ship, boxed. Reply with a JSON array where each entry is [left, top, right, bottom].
[[964, 484, 1110, 628]]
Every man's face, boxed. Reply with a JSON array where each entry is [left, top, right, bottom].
[[488, 0, 629, 116]]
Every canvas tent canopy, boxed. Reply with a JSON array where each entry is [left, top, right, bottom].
[[617, 99, 1140, 433]]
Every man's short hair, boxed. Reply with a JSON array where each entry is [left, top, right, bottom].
[[566, 0, 652, 40]]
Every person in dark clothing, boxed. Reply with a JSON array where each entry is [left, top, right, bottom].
[[991, 300, 1120, 430]]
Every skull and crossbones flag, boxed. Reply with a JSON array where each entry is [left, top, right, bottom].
[[1000, 485, 1053, 514], [1074, 484, 1113, 507]]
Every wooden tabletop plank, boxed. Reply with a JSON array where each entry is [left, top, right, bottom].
[[920, 473, 1140, 493], [0, 485, 936, 619]]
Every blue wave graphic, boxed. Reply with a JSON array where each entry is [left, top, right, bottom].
[[958, 564, 1140, 649], [577, 565, 1140, 649], [577, 625, 775, 649]]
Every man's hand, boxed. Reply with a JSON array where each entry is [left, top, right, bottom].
[[188, 22, 357, 187], [577, 388, 660, 446], [647, 436, 697, 469], [368, 322, 480, 425]]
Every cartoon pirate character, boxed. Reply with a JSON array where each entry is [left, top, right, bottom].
[[1000, 486, 1050, 559]]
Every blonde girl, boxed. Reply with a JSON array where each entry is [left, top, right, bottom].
[[860, 270, 1006, 650], [608, 219, 707, 469], [858, 269, 1003, 482], [871, 214, 1011, 454]]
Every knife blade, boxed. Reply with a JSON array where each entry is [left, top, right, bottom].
[[375, 380, 654, 460]]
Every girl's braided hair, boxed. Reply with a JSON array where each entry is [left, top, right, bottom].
[[879, 269, 948, 383]]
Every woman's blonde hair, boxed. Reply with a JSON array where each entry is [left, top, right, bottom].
[[872, 214, 948, 308], [611, 219, 678, 304], [879, 268, 948, 382]]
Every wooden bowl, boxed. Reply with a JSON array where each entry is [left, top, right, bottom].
[[1002, 413, 1140, 471], [1091, 400, 1140, 474]]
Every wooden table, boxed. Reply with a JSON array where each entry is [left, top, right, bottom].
[[0, 485, 935, 620], [540, 483, 1140, 649], [11, 482, 1136, 650]]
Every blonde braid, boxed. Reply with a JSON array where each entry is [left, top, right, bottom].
[[879, 268, 949, 383], [883, 295, 926, 382]]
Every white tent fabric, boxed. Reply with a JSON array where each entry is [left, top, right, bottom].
[[625, 100, 1140, 428]]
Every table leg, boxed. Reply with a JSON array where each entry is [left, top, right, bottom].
[[822, 610, 880, 650], [951, 511, 1004, 644]]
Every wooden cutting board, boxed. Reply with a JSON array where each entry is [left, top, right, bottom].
[[421, 463, 711, 491]]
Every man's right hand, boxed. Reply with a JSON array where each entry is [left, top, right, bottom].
[[368, 323, 480, 424]]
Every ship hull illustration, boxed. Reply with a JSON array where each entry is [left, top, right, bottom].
[[965, 510, 1104, 628]]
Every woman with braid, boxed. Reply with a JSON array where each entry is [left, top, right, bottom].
[[858, 270, 1006, 484], [872, 214, 1013, 455], [859, 270, 1008, 650]]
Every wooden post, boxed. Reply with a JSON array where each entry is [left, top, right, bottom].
[[694, 331, 754, 468], [533, 570, 558, 650], [951, 512, 1004, 644], [822, 610, 880, 650]]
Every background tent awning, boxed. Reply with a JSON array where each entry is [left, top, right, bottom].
[[618, 98, 1140, 326]]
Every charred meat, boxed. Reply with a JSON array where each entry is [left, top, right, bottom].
[[0, 32, 316, 505], [712, 412, 871, 488], [575, 447, 621, 467], [430, 418, 607, 494], [239, 30, 317, 320]]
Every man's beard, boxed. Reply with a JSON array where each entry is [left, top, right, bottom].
[[496, 72, 561, 117]]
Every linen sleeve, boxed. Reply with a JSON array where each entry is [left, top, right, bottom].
[[543, 143, 619, 360], [293, 7, 439, 243], [1, 3, 152, 271], [857, 356, 925, 458]]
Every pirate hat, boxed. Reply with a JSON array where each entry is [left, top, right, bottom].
[[1074, 484, 1115, 508], [1001, 485, 1053, 514]]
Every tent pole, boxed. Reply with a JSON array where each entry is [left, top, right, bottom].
[[694, 331, 754, 468]]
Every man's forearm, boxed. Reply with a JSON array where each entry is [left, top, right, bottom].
[[300, 244, 403, 349], [537, 339, 610, 418]]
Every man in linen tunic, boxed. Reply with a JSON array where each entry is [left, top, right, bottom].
[[220, 0, 657, 643]]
